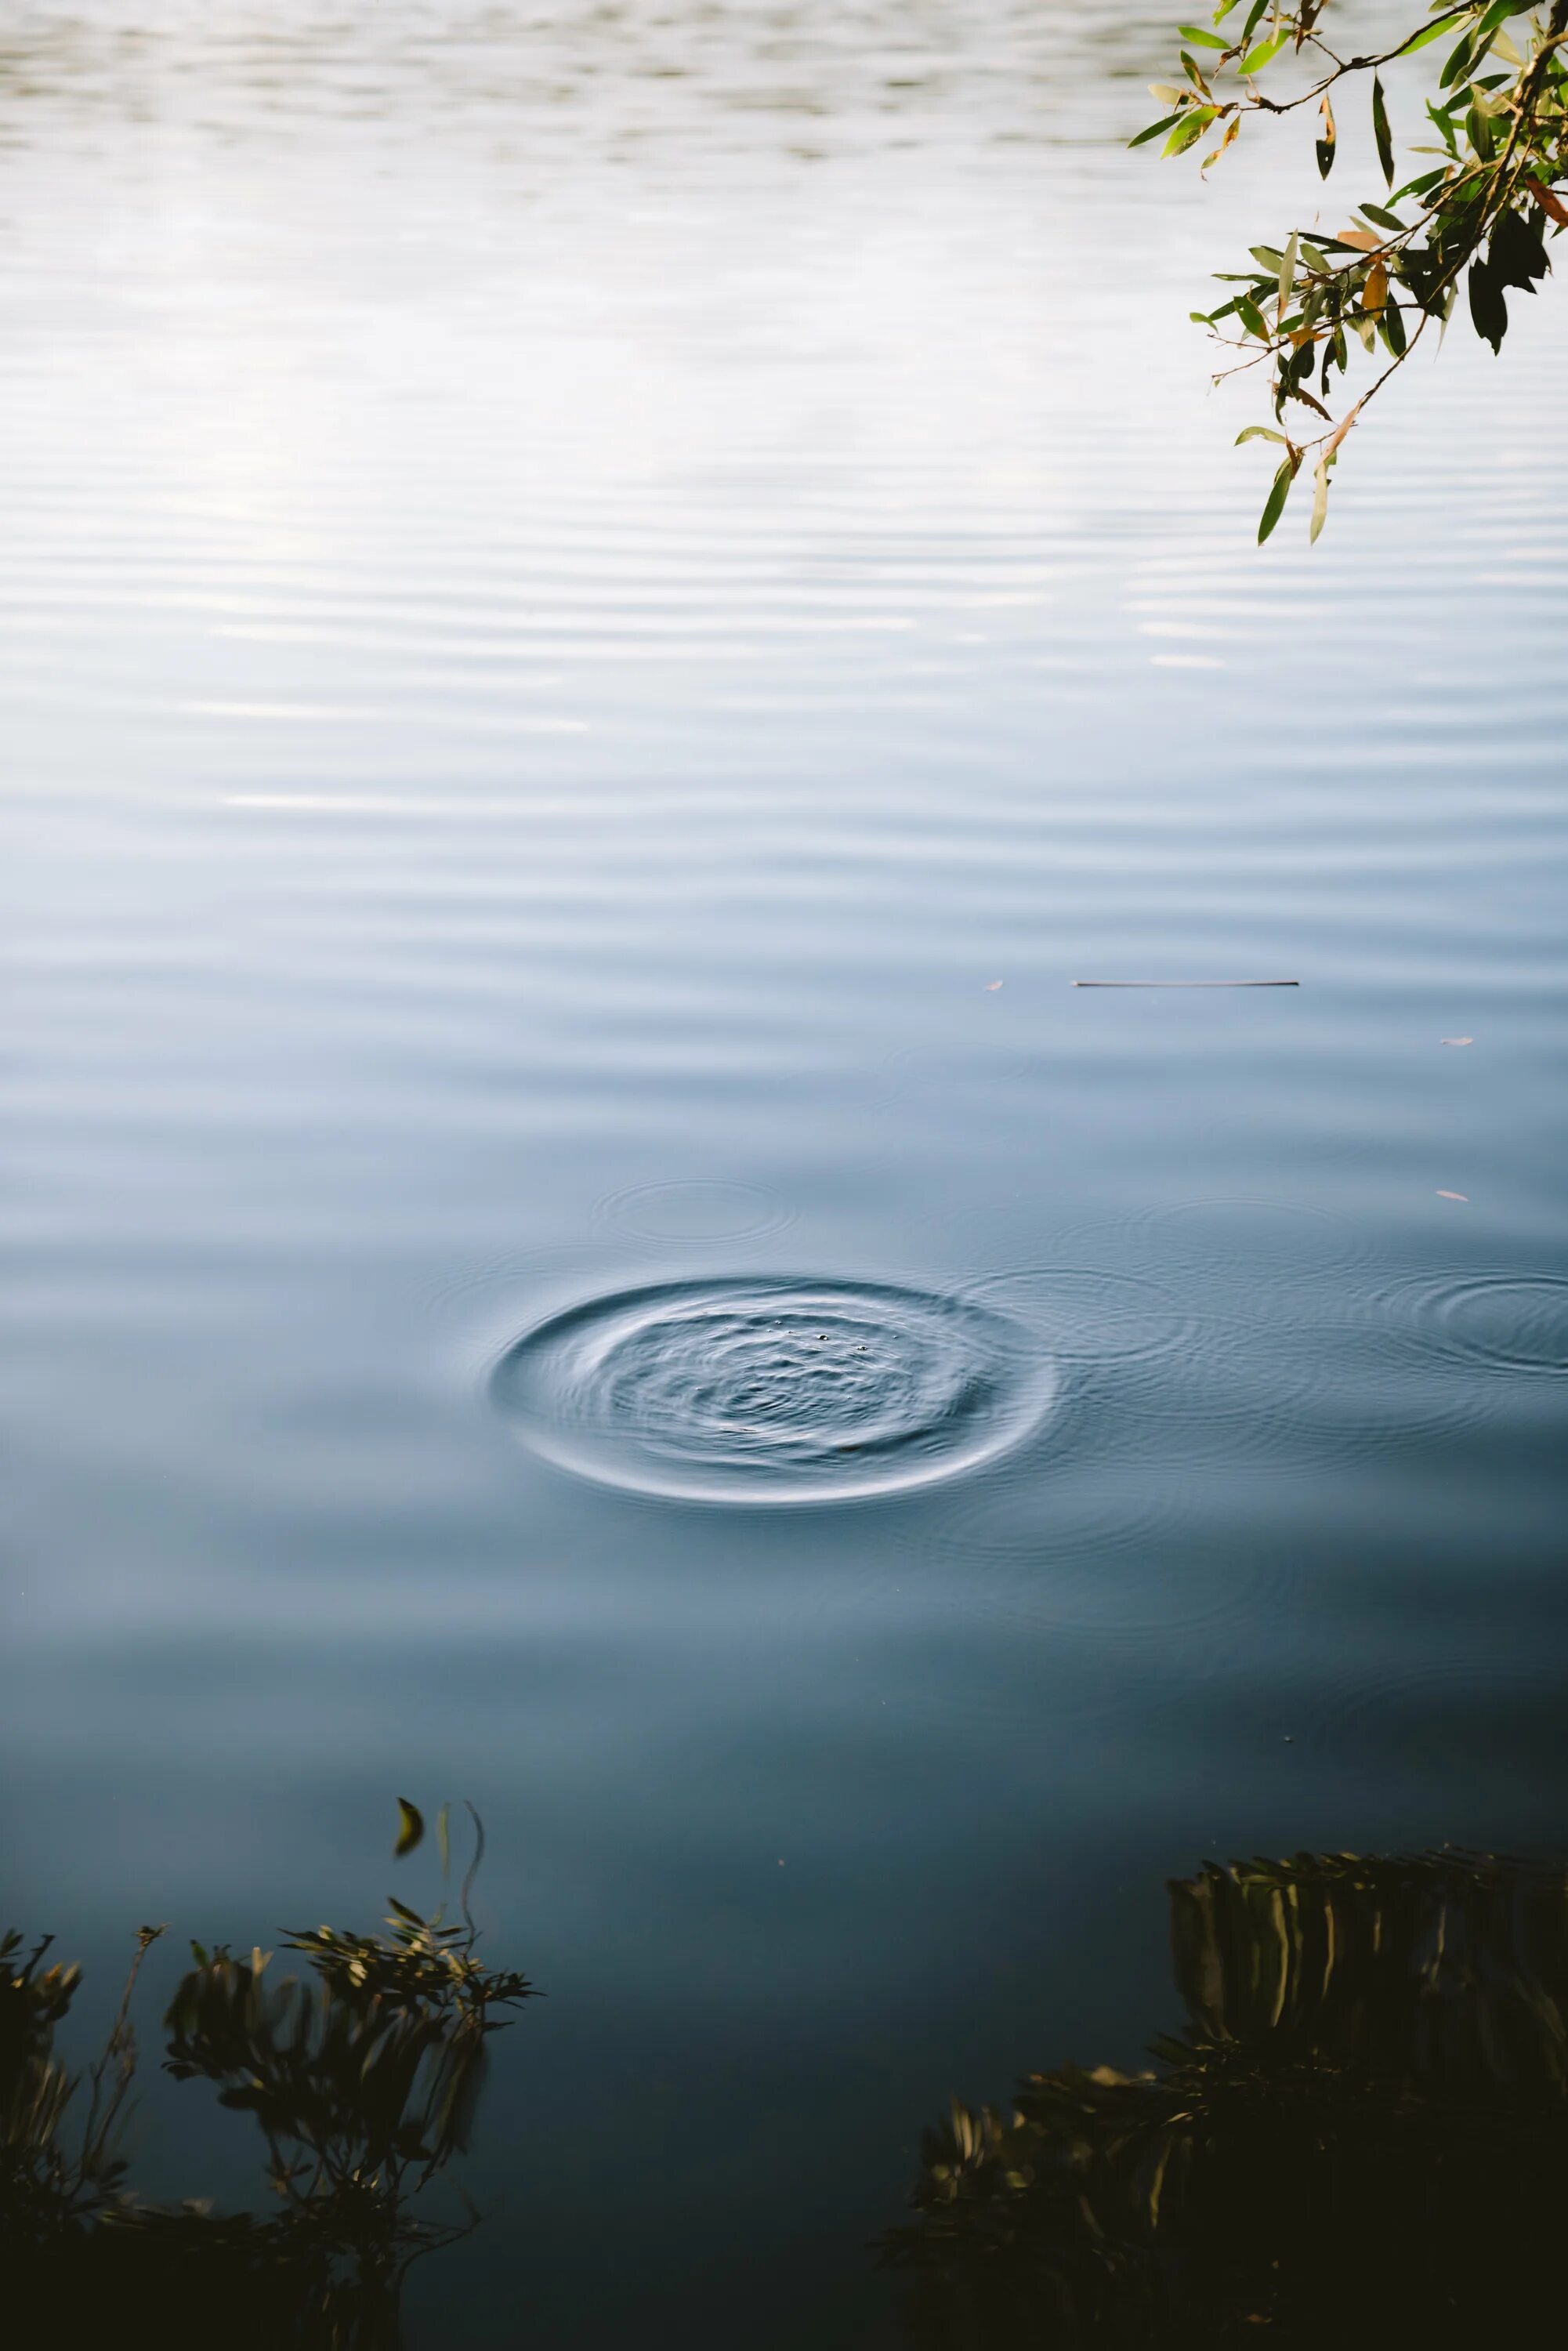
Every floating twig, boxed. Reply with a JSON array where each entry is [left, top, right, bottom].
[[1072, 980, 1300, 989]]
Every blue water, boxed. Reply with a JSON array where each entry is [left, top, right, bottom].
[[2, 5, 1566, 2339]]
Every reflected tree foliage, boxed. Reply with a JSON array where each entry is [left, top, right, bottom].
[[2, 1803, 534, 2348], [883, 1849, 1568, 2347]]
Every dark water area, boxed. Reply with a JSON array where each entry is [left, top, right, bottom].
[[2, 3, 1566, 2342]]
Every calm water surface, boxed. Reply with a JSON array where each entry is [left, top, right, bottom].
[[3, 3, 1566, 2339]]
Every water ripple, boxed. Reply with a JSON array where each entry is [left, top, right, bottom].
[[594, 1178, 795, 1247], [489, 1275, 1058, 1502], [1367, 1271, 1568, 1379]]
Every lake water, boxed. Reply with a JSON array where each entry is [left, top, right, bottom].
[[3, 3, 1566, 2340]]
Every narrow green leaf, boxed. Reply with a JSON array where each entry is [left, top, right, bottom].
[[1178, 24, 1229, 46], [1372, 77, 1396, 185], [1439, 31, 1478, 88], [1258, 457, 1296, 545], [1129, 112, 1185, 149], [1239, 29, 1291, 74], [1277, 230, 1298, 307], [1164, 108, 1216, 157], [394, 1798, 425, 1859], [1360, 201, 1407, 232], [1237, 294, 1271, 338], [1402, 16, 1458, 56], [1236, 426, 1288, 444]]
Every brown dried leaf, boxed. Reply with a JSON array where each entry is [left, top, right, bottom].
[[1525, 176, 1568, 228]]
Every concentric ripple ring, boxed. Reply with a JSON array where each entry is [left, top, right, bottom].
[[490, 1277, 1060, 1502]]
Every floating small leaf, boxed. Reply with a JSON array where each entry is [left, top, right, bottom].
[[394, 1799, 425, 1859]]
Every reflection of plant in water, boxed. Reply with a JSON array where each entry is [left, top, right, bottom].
[[2, 1802, 535, 2348], [883, 1849, 1568, 2347], [1, 1917, 165, 2243]]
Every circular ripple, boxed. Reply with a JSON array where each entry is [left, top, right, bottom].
[[490, 1277, 1059, 1503], [960, 1266, 1193, 1366], [1075, 1197, 1371, 1310], [1376, 1272, 1568, 1378], [596, 1179, 795, 1247]]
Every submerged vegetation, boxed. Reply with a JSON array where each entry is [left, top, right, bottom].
[[2, 1802, 534, 2348], [1138, 0, 1568, 537], [883, 1847, 1568, 2345]]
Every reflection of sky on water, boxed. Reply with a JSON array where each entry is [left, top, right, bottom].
[[2, 5, 1566, 2342]]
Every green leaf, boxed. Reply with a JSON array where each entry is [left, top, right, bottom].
[[1239, 29, 1290, 74], [436, 1802, 451, 1877], [1258, 456, 1296, 544], [1402, 15, 1460, 56], [1372, 75, 1395, 185], [395, 1798, 425, 1859], [1164, 108, 1216, 156], [1309, 459, 1330, 544], [1360, 201, 1407, 232], [1439, 29, 1479, 87], [1277, 231, 1298, 307], [1178, 24, 1229, 46], [1236, 426, 1288, 444], [1237, 294, 1271, 338], [1129, 112, 1185, 149]]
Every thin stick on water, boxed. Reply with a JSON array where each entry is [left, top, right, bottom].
[[1072, 980, 1300, 988]]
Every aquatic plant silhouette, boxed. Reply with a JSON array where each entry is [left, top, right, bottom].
[[882, 1848, 1568, 2347], [2, 1802, 535, 2348]]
